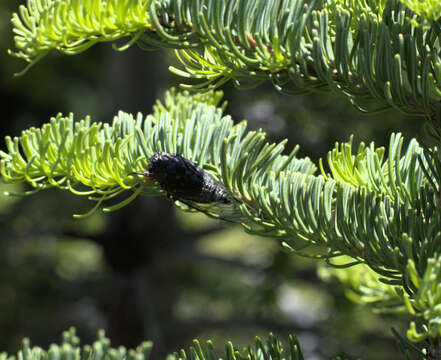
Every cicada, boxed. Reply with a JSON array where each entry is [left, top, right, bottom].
[[133, 152, 250, 224]]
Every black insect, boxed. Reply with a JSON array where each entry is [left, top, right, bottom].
[[133, 152, 247, 223]]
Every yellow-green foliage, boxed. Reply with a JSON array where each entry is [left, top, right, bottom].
[[10, 0, 154, 73], [400, 0, 441, 22]]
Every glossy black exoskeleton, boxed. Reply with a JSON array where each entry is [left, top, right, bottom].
[[145, 152, 231, 203], [133, 152, 245, 222]]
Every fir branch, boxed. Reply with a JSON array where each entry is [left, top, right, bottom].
[[1, 328, 153, 360], [0, 88, 438, 293], [9, 0, 155, 73], [320, 254, 441, 345], [1, 329, 307, 360], [9, 0, 441, 122], [170, 333, 305, 360]]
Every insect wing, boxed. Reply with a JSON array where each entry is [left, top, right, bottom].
[[175, 195, 252, 226]]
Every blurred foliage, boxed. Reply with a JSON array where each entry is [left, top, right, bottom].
[[399, 0, 441, 23], [0, 328, 154, 360], [0, 0, 430, 359], [0, 328, 311, 360]]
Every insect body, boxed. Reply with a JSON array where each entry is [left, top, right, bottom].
[[146, 152, 231, 204], [134, 152, 245, 223]]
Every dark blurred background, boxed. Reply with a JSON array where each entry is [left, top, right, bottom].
[[0, 2, 424, 359]]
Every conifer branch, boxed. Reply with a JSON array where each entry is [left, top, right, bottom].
[[1, 328, 306, 360], [8, 0, 441, 122], [0, 89, 437, 294], [320, 254, 441, 342], [1, 328, 153, 360]]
